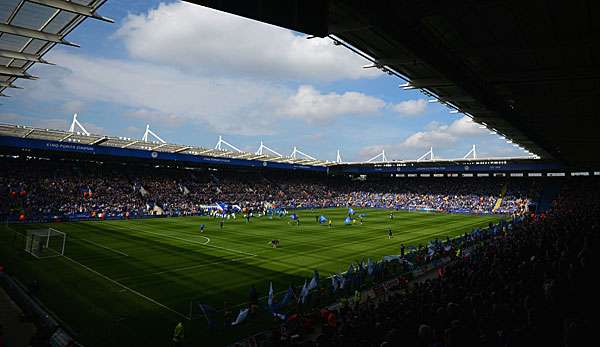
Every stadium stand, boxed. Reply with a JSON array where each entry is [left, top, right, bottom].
[[249, 178, 598, 346], [0, 156, 532, 222]]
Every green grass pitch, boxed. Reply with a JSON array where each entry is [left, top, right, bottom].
[[0, 208, 501, 346]]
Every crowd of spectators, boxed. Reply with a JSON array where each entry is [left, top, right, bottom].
[[0, 157, 530, 221], [261, 178, 597, 346]]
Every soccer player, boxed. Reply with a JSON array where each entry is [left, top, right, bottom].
[[388, 227, 393, 239], [219, 220, 224, 230], [328, 220, 333, 228], [389, 212, 394, 220], [199, 224, 205, 233]]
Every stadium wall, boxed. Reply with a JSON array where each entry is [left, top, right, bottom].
[[0, 135, 572, 175], [0, 136, 328, 172]]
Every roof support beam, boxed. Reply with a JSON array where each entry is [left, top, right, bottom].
[[59, 133, 73, 142], [0, 48, 51, 64], [152, 143, 167, 151], [0, 81, 22, 89], [0, 23, 79, 47], [89, 136, 108, 145], [173, 146, 191, 153], [29, 0, 114, 23], [22, 128, 35, 138], [122, 140, 138, 148], [0, 66, 37, 79]]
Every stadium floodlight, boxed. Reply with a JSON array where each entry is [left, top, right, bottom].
[[24, 228, 66, 259], [463, 145, 477, 159], [417, 147, 434, 161], [428, 99, 438, 103], [290, 146, 316, 160], [256, 141, 282, 157], [366, 150, 387, 163], [68, 113, 90, 136], [336, 149, 343, 163], [142, 124, 166, 144], [449, 110, 460, 114], [215, 136, 241, 152]]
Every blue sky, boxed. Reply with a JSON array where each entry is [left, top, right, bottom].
[[0, 1, 528, 161]]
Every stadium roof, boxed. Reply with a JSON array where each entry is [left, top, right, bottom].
[[0, 122, 335, 166], [0, 0, 111, 96], [186, 0, 600, 167]]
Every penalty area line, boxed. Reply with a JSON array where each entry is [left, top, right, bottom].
[[61, 255, 189, 320]]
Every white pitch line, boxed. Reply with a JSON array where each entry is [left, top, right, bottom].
[[115, 255, 257, 282], [75, 238, 129, 257], [61, 254, 189, 320], [115, 223, 257, 257]]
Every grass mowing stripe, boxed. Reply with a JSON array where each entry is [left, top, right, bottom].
[[71, 238, 129, 257], [60, 254, 190, 320], [113, 223, 257, 257], [115, 255, 257, 282], [1, 209, 503, 347]]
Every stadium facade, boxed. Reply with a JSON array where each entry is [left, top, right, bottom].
[[0, 122, 588, 177]]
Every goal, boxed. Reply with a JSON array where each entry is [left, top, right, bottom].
[[24, 228, 67, 259]]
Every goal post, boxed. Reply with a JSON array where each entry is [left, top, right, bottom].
[[24, 228, 67, 259]]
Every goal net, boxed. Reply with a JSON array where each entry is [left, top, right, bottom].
[[24, 228, 66, 259]]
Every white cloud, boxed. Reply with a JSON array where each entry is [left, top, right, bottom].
[[279, 85, 385, 122], [29, 52, 385, 136], [62, 100, 85, 114], [0, 113, 104, 134], [114, 2, 380, 82], [358, 116, 488, 159], [391, 99, 427, 116]]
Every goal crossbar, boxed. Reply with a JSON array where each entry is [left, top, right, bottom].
[[25, 228, 67, 259]]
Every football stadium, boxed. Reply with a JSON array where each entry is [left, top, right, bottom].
[[0, 1, 599, 347]]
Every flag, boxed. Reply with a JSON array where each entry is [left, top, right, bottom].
[[196, 304, 217, 328], [299, 280, 309, 303], [348, 207, 355, 215], [357, 258, 365, 272], [231, 308, 249, 326], [308, 272, 318, 291], [280, 285, 293, 307], [268, 282, 274, 307], [346, 263, 354, 277], [319, 215, 328, 224], [367, 257, 374, 276], [344, 216, 352, 225]]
